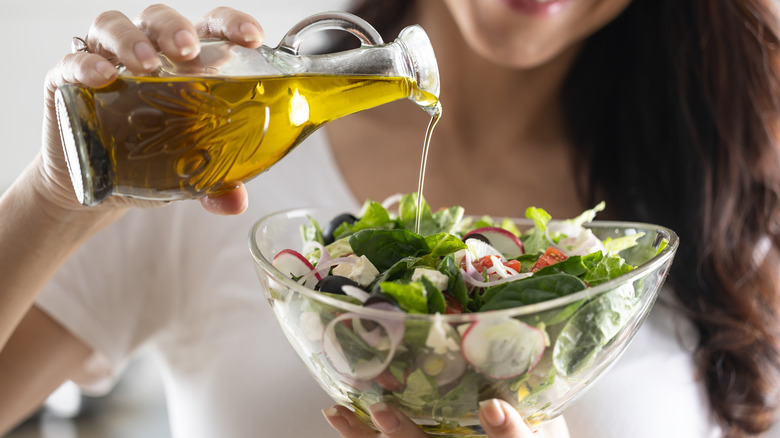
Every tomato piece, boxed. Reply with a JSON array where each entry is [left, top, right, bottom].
[[530, 247, 568, 273], [503, 259, 522, 272], [472, 255, 495, 273], [443, 293, 464, 314]]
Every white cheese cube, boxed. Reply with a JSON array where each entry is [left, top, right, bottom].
[[412, 268, 450, 291], [332, 255, 380, 287]]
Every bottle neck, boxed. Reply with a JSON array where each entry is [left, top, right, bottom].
[[284, 32, 440, 115]]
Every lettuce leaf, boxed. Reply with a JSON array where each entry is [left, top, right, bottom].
[[602, 232, 645, 255], [581, 252, 635, 286], [334, 201, 395, 240], [379, 281, 429, 314], [399, 193, 465, 236], [521, 207, 553, 255]]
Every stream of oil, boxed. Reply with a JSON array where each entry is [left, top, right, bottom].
[[414, 107, 442, 234]]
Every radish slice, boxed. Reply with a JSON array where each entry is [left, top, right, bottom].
[[465, 227, 525, 258], [461, 318, 546, 379], [272, 249, 321, 288], [322, 311, 405, 381]]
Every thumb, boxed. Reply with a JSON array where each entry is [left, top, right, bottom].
[[199, 182, 248, 215], [478, 399, 536, 438]]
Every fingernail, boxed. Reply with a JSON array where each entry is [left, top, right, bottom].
[[369, 403, 400, 434], [322, 408, 350, 435], [239, 22, 263, 42], [174, 29, 200, 57], [133, 41, 160, 70], [95, 60, 116, 80], [479, 399, 506, 428]]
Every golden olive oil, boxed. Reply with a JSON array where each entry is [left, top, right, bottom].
[[63, 74, 438, 202]]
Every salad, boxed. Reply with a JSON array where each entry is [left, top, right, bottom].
[[266, 193, 664, 432]]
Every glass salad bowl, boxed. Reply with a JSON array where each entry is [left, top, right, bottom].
[[248, 206, 678, 436]]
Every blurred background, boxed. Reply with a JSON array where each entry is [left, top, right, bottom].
[[1, 1, 348, 437]]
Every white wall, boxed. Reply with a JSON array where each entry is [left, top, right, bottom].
[[0, 0, 350, 191]]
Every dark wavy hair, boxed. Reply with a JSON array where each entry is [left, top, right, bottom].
[[341, 0, 780, 436], [567, 2, 780, 436]]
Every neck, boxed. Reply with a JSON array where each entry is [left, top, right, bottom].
[[323, 2, 589, 217], [415, 1, 581, 151]]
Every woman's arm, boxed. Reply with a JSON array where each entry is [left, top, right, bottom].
[[0, 152, 123, 432], [0, 5, 263, 432], [0, 159, 125, 350]]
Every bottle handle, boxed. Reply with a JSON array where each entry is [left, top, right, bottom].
[[276, 11, 384, 55]]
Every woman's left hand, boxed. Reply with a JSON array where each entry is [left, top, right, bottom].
[[322, 399, 569, 438]]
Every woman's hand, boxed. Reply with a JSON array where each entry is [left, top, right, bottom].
[[39, 5, 265, 215], [322, 399, 570, 438]]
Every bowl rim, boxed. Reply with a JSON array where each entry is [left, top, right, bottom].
[[248, 207, 679, 322]]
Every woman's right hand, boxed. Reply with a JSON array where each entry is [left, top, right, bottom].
[[37, 4, 265, 216]]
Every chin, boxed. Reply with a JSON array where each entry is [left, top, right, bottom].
[[443, 0, 631, 70], [463, 27, 579, 70]]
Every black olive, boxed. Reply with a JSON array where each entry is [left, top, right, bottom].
[[323, 213, 358, 244], [464, 233, 491, 245], [364, 292, 401, 309], [314, 275, 361, 295]]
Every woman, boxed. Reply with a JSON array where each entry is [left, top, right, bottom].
[[1, 0, 778, 437], [326, 1, 780, 437]]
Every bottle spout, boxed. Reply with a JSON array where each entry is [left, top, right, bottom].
[[397, 25, 441, 116]]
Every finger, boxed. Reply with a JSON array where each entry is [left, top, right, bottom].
[[196, 7, 264, 47], [198, 183, 248, 215], [368, 403, 429, 438], [45, 52, 118, 95], [478, 399, 535, 438], [43, 52, 118, 124], [322, 405, 380, 438], [86, 10, 162, 73], [134, 4, 201, 61]]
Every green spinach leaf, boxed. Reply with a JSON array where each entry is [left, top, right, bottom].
[[437, 254, 470, 309], [480, 273, 587, 311], [420, 276, 446, 314], [350, 229, 429, 271]]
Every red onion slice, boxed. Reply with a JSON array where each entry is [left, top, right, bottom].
[[322, 309, 405, 381]]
